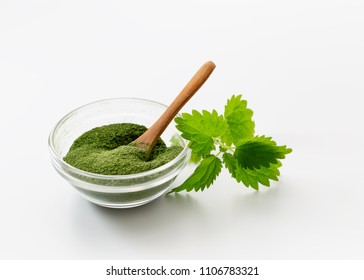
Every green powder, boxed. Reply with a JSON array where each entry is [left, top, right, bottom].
[[63, 123, 183, 175]]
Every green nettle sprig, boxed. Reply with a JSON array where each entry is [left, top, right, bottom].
[[169, 94, 292, 193]]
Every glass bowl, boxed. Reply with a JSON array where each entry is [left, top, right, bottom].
[[48, 98, 190, 208]]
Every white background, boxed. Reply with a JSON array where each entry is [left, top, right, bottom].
[[0, 0, 363, 260]]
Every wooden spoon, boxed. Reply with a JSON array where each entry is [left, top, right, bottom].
[[132, 61, 216, 158]]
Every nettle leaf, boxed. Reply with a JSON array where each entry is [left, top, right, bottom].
[[234, 162, 282, 190], [222, 152, 237, 178], [169, 155, 222, 193], [175, 109, 226, 161], [234, 135, 292, 170], [223, 153, 282, 190], [171, 94, 292, 194], [222, 95, 255, 146]]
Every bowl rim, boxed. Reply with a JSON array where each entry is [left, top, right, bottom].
[[48, 97, 190, 181]]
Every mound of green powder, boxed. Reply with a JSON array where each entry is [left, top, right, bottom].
[[63, 123, 183, 175]]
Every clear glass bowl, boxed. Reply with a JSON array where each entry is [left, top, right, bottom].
[[48, 98, 190, 208]]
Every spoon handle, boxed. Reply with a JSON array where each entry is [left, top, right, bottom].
[[135, 61, 216, 152]]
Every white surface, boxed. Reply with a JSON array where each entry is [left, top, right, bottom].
[[1, 0, 363, 259]]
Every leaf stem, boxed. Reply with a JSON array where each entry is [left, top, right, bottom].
[[214, 138, 235, 153]]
